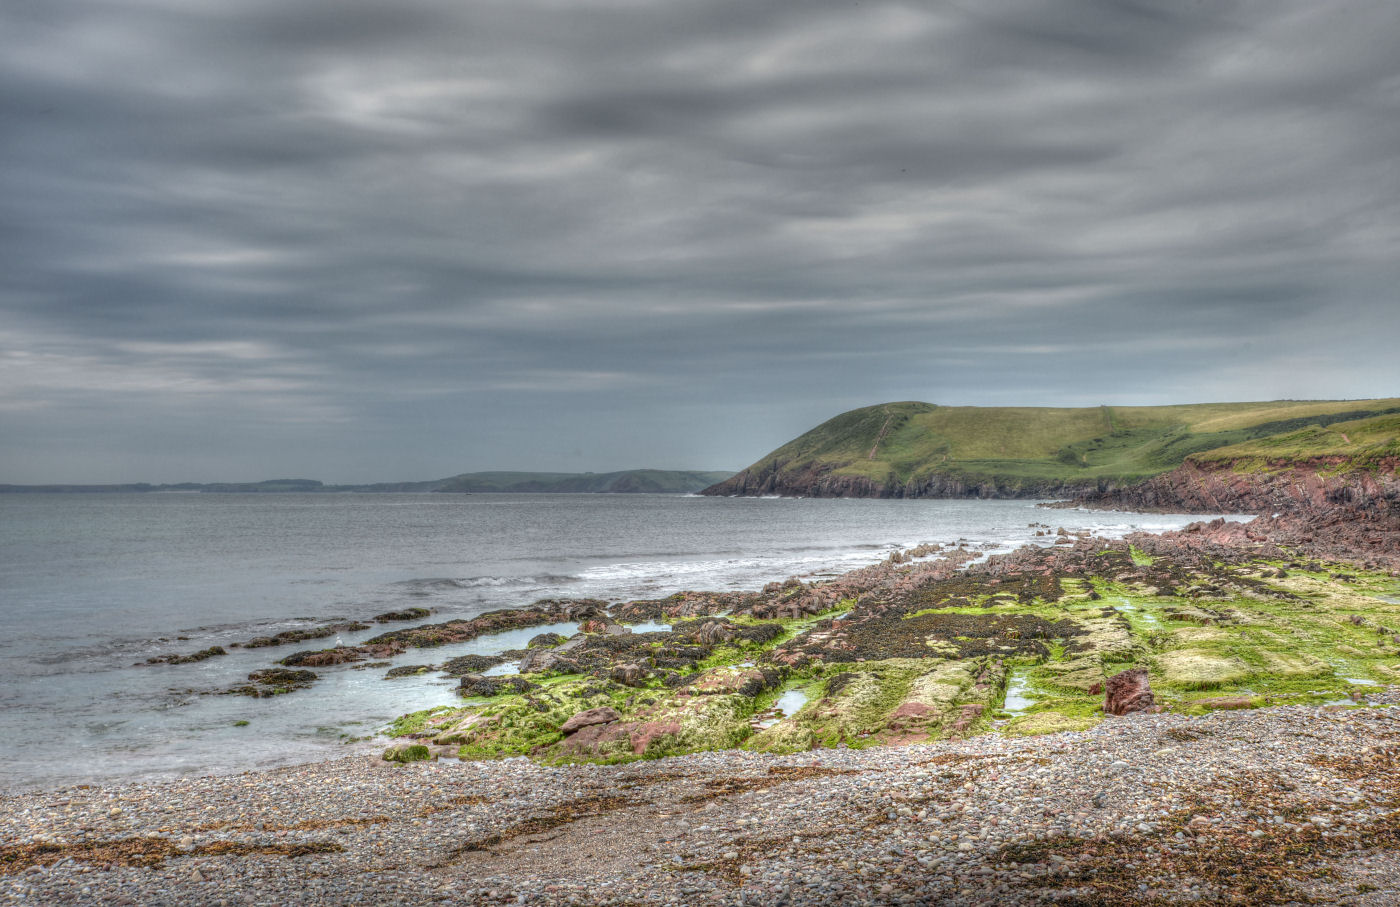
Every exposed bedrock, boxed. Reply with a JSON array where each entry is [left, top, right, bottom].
[[1083, 458, 1400, 517]]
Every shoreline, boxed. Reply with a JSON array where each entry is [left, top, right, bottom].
[[5, 694, 1400, 905], [6, 501, 1400, 903], [0, 498, 1229, 794]]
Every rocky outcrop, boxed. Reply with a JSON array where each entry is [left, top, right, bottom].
[[223, 668, 318, 697], [1082, 458, 1400, 517], [458, 674, 536, 697], [238, 622, 370, 649], [272, 600, 606, 668], [373, 608, 431, 623], [381, 743, 431, 763], [441, 654, 507, 675], [142, 646, 226, 666], [1084, 457, 1400, 570], [609, 663, 648, 686], [384, 664, 432, 678], [559, 706, 621, 735]]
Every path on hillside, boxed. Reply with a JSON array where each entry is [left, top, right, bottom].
[[869, 407, 896, 460]]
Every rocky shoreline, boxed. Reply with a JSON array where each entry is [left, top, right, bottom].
[[5, 696, 1400, 906], [5, 491, 1400, 903]]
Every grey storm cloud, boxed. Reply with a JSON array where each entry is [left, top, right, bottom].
[[2, 0, 1398, 482]]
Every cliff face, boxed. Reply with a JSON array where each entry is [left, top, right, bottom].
[[1081, 457, 1400, 517], [704, 461, 1136, 500], [1089, 457, 1400, 571]]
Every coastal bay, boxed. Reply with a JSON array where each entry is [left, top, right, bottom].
[[4, 424, 1398, 904], [4, 485, 1400, 904], [0, 494, 1211, 789]]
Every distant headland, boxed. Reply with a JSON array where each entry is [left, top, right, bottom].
[[0, 469, 735, 495]]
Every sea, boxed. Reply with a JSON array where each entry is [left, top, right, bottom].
[[0, 492, 1237, 789]]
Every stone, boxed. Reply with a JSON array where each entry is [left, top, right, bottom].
[[441, 654, 505, 675], [559, 706, 622, 735], [694, 621, 735, 646], [1104, 668, 1155, 716], [373, 607, 431, 623], [457, 674, 537, 697], [517, 648, 560, 674], [381, 743, 432, 763], [384, 664, 432, 678], [610, 663, 648, 686]]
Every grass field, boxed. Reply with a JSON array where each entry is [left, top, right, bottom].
[[721, 398, 1400, 491]]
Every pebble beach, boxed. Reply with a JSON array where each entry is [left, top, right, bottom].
[[6, 692, 1400, 906]]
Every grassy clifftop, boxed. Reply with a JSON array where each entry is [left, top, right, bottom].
[[703, 399, 1400, 498], [1190, 412, 1400, 470]]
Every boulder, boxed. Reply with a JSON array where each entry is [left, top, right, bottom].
[[384, 664, 432, 678], [247, 668, 317, 687], [441, 654, 506, 675], [381, 743, 432, 763], [518, 648, 579, 675], [610, 663, 648, 686], [694, 620, 736, 646], [457, 674, 537, 697], [224, 667, 318, 697], [1104, 668, 1155, 716], [143, 646, 227, 665], [528, 632, 567, 648], [374, 607, 431, 623], [559, 706, 622, 735], [516, 649, 555, 674], [280, 648, 362, 668]]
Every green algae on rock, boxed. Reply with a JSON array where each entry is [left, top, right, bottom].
[[374, 514, 1399, 766], [381, 743, 431, 763]]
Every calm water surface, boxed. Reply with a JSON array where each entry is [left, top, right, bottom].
[[0, 492, 1234, 788]]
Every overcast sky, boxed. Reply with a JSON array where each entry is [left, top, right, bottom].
[[3, 0, 1398, 483]]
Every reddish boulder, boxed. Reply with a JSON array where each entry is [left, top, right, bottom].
[[694, 621, 735, 646], [559, 706, 621, 735], [280, 647, 363, 667], [1104, 668, 1155, 716]]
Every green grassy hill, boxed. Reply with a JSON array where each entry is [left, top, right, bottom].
[[702, 399, 1400, 498], [435, 469, 735, 494], [1190, 412, 1400, 471]]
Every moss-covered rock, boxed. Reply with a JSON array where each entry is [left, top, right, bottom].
[[1065, 614, 1139, 659], [1037, 656, 1107, 692], [1259, 651, 1332, 678], [381, 743, 432, 763], [1003, 711, 1099, 737], [1155, 650, 1250, 689]]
